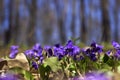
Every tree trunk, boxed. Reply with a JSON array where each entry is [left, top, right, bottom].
[[80, 0, 87, 43], [101, 0, 110, 42], [27, 0, 36, 45], [0, 0, 4, 46]]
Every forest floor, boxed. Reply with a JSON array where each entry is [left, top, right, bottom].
[[0, 47, 120, 80]]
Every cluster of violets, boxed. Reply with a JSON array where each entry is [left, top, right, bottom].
[[9, 40, 82, 69], [4, 40, 81, 79], [8, 40, 120, 69], [106, 41, 120, 59], [52, 40, 80, 60], [24, 43, 43, 69], [82, 41, 103, 61], [6, 40, 120, 80]]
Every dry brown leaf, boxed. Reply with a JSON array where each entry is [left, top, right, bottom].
[[7, 53, 29, 71]]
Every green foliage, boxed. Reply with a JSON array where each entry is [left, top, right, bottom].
[[39, 64, 51, 80], [39, 57, 61, 80], [44, 57, 61, 72], [103, 54, 109, 63]]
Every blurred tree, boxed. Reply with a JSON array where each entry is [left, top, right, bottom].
[[0, 0, 4, 46], [27, 0, 36, 45], [0, 0, 120, 46], [0, 0, 3, 24], [80, 0, 87, 43], [114, 0, 120, 42], [56, 0, 66, 44], [5, 0, 20, 45], [101, 0, 110, 42]]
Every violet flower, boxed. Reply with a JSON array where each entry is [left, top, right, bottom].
[[32, 61, 38, 70], [109, 41, 120, 59], [70, 72, 109, 80], [106, 50, 111, 56], [112, 41, 120, 49], [53, 44, 65, 60], [83, 42, 103, 61], [64, 40, 80, 57], [90, 41, 103, 53], [85, 72, 108, 80], [24, 49, 35, 59], [32, 43, 43, 57], [24, 43, 44, 64], [9, 45, 19, 59], [44, 46, 53, 57], [0, 73, 18, 80]]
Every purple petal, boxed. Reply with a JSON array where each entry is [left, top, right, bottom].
[[32, 61, 38, 70], [112, 41, 120, 49]]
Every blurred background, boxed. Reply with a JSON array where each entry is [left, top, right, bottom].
[[0, 0, 120, 46]]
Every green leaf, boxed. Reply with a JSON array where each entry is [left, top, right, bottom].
[[24, 70, 34, 80], [101, 63, 112, 71], [106, 58, 114, 67], [44, 57, 61, 72], [103, 54, 109, 63], [39, 64, 51, 80], [117, 65, 120, 73], [68, 64, 75, 71], [39, 65, 46, 79]]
